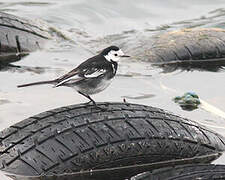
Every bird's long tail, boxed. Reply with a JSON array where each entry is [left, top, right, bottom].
[[17, 80, 57, 88]]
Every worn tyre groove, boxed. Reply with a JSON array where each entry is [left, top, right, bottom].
[[0, 102, 224, 176]]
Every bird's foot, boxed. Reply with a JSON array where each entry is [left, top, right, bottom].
[[93, 102, 107, 111], [86, 100, 107, 111], [95, 105, 107, 111]]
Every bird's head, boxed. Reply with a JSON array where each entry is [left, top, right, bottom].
[[100, 46, 130, 62]]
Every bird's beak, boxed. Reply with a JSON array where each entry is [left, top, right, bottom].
[[119, 55, 130, 57]]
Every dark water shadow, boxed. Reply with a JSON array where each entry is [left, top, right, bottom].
[[0, 64, 58, 74], [152, 58, 225, 73], [0, 99, 10, 105]]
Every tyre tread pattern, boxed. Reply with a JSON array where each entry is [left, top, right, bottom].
[[0, 103, 224, 175]]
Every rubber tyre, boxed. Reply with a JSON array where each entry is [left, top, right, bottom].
[[131, 164, 225, 180], [0, 12, 50, 64], [0, 102, 224, 176]]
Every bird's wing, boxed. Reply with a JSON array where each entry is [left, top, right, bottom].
[[55, 68, 107, 87], [56, 55, 105, 82], [83, 67, 107, 78], [56, 68, 80, 82], [55, 55, 109, 87], [55, 76, 83, 87]]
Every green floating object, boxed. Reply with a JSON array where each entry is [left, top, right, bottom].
[[173, 92, 201, 111]]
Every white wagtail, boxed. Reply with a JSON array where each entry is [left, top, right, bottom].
[[18, 46, 130, 108]]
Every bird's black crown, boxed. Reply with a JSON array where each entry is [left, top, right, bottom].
[[100, 46, 119, 55]]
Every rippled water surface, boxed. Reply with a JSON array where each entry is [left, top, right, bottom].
[[0, 0, 225, 178]]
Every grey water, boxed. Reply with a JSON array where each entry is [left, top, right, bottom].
[[0, 0, 225, 179]]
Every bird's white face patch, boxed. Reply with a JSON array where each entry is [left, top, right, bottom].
[[104, 49, 125, 62]]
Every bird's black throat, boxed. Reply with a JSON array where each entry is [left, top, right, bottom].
[[110, 60, 118, 77]]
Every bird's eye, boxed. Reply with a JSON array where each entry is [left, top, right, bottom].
[[115, 54, 118, 56]]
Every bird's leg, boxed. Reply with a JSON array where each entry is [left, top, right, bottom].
[[78, 91, 106, 111], [86, 100, 93, 105], [78, 91, 96, 105]]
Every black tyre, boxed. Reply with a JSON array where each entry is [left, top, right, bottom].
[[131, 164, 225, 180], [99, 28, 225, 71], [0, 12, 51, 64], [0, 103, 224, 177]]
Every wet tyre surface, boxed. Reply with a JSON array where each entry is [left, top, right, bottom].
[[0, 12, 51, 64], [132, 164, 225, 180], [0, 102, 224, 176]]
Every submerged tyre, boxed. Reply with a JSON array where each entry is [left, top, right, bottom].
[[131, 164, 225, 180], [137, 28, 225, 72], [0, 103, 224, 177], [0, 12, 51, 64], [148, 28, 225, 71], [148, 28, 225, 63]]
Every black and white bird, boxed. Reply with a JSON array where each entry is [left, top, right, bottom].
[[18, 46, 130, 107]]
